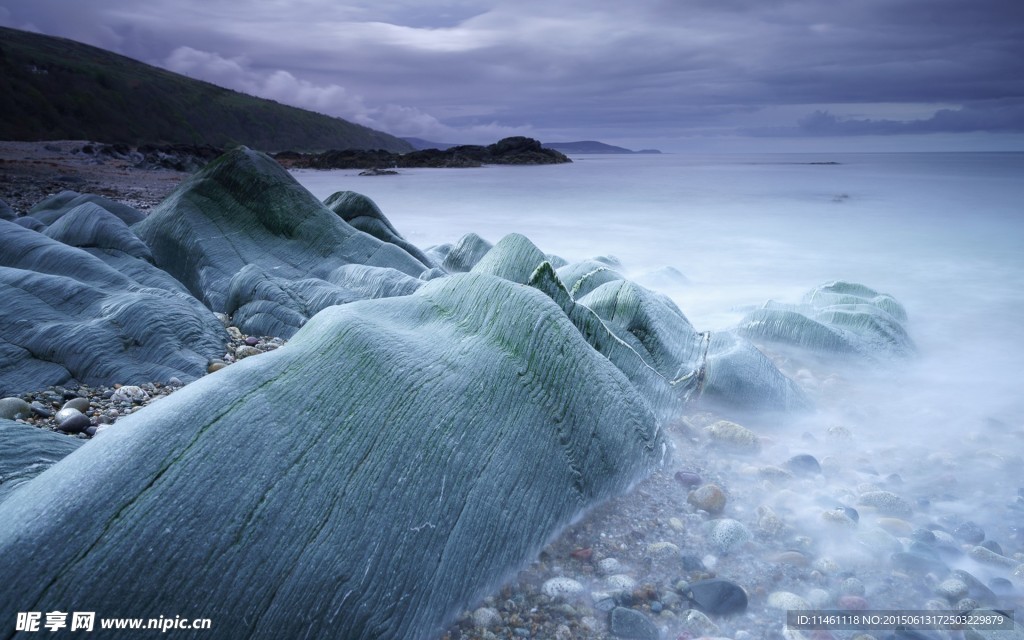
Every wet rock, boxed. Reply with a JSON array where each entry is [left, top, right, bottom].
[[891, 551, 947, 575], [472, 607, 501, 629], [30, 401, 53, 418], [61, 397, 90, 413], [207, 360, 228, 373], [606, 574, 638, 592], [978, 539, 1003, 555], [0, 397, 33, 420], [839, 577, 866, 597], [674, 470, 702, 487], [110, 385, 150, 404], [953, 521, 986, 544], [768, 591, 811, 610], [705, 420, 762, 453], [822, 507, 858, 528], [838, 595, 869, 610], [56, 409, 91, 434], [968, 545, 1017, 568], [688, 483, 727, 514], [599, 558, 624, 575], [786, 453, 822, 476], [234, 345, 261, 359], [684, 578, 748, 616], [679, 609, 720, 637], [758, 505, 787, 536], [911, 528, 936, 544], [708, 518, 752, 554], [681, 555, 706, 572], [608, 607, 658, 640], [857, 490, 913, 516], [0, 420, 84, 501], [542, 577, 586, 600], [646, 541, 680, 557], [935, 578, 969, 600]]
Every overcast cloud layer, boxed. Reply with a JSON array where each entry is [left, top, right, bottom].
[[2, 0, 1022, 151]]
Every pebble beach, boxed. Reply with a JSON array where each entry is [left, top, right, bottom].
[[2, 142, 1022, 640]]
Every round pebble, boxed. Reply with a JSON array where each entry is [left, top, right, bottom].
[[953, 521, 985, 544], [684, 578, 748, 616], [605, 574, 637, 592], [679, 609, 720, 637], [767, 591, 811, 610], [708, 518, 751, 554], [688, 483, 727, 514], [839, 577, 866, 597], [244, 336, 260, 346], [674, 470, 702, 487], [61, 397, 90, 413], [598, 558, 623, 575], [542, 577, 586, 600], [785, 453, 822, 476], [857, 490, 913, 516], [838, 595, 869, 610], [235, 345, 261, 359], [110, 385, 149, 404], [207, 360, 228, 373], [935, 578, 969, 600], [57, 409, 91, 434], [472, 607, 501, 628], [646, 541, 680, 556], [705, 420, 761, 453]]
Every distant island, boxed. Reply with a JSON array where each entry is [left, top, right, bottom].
[[542, 140, 662, 154], [277, 136, 571, 169], [404, 138, 662, 155]]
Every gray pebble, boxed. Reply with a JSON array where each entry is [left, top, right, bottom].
[[61, 397, 90, 413], [0, 397, 33, 420], [608, 607, 658, 640], [58, 409, 91, 434]]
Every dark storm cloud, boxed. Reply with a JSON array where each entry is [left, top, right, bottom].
[[1, 0, 1022, 148]]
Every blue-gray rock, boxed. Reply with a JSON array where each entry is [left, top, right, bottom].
[[323, 190, 437, 269], [0, 397, 33, 420], [684, 578, 749, 616], [28, 190, 146, 226], [0, 419, 83, 502], [0, 197, 15, 220], [0, 220, 227, 395], [0, 272, 664, 640], [954, 521, 986, 544], [735, 281, 914, 359], [442, 232, 492, 272], [56, 409, 90, 434], [608, 607, 659, 640], [42, 201, 153, 260], [132, 147, 430, 337], [12, 215, 44, 231], [786, 453, 822, 476]]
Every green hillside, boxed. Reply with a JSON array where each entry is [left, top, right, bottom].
[[0, 27, 412, 152]]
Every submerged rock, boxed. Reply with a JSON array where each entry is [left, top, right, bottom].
[[0, 272, 664, 640]]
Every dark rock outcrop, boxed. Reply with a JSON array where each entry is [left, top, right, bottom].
[[281, 136, 572, 170]]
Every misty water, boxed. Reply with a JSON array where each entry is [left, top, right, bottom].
[[295, 153, 1024, 638]]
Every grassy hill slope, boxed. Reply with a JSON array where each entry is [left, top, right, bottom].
[[0, 27, 412, 152]]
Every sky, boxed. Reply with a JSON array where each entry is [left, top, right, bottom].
[[2, 0, 1023, 152]]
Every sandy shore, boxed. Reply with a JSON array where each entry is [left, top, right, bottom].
[[0, 140, 188, 214]]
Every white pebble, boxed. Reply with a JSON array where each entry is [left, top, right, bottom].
[[767, 591, 811, 610], [542, 577, 585, 599], [597, 557, 623, 575], [604, 574, 636, 592]]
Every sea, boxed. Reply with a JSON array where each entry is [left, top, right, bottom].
[[294, 152, 1024, 635]]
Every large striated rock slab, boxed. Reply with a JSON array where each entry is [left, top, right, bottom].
[[133, 147, 430, 336], [0, 219, 227, 394], [0, 273, 664, 640]]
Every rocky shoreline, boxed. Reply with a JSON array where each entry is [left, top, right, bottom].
[[1, 143, 1021, 640]]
